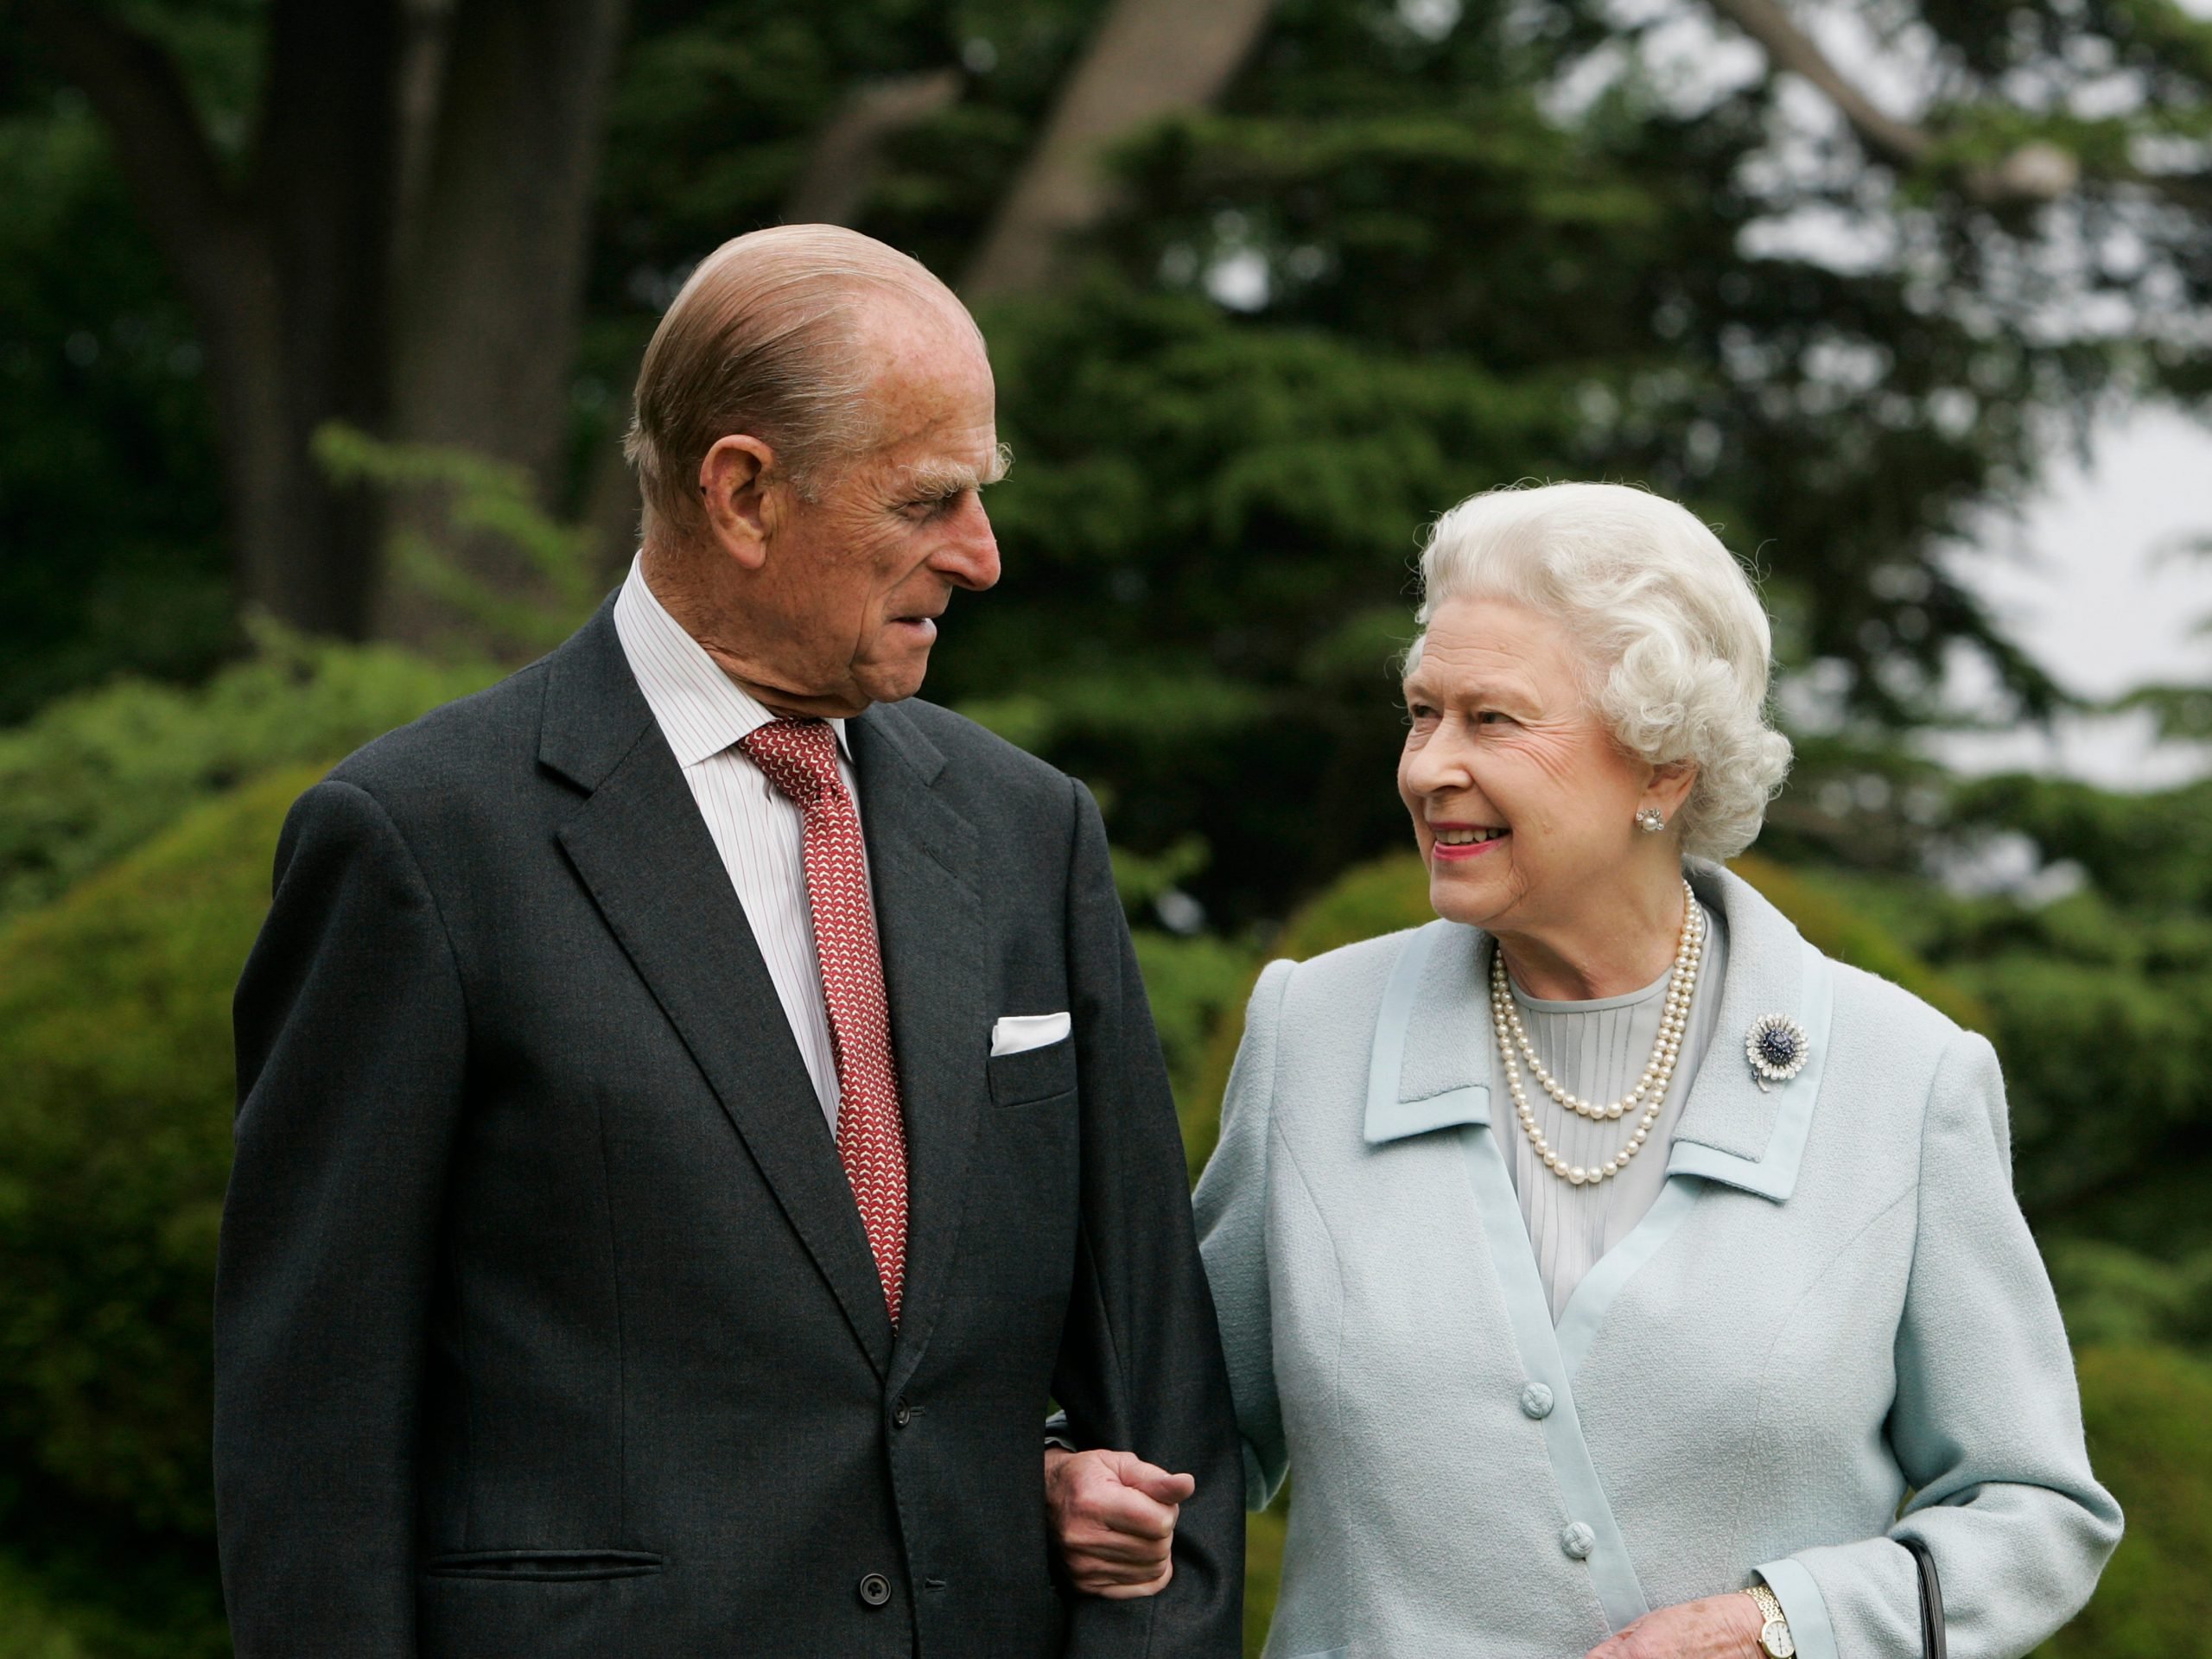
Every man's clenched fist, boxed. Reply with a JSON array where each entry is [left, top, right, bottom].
[[1044, 1446, 1196, 1598]]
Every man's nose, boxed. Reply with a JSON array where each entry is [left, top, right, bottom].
[[935, 498, 1001, 592]]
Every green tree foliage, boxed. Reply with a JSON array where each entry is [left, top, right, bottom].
[[311, 424, 607, 658], [920, 0, 2208, 919], [1770, 773, 2212, 1239], [0, 61, 231, 721], [22, 0, 2212, 882]]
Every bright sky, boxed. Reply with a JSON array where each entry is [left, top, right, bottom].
[[1936, 407, 2212, 788]]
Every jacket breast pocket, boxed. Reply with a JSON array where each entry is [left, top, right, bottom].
[[988, 1036, 1077, 1108]]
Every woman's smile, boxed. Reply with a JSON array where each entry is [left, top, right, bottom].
[[1428, 821, 1508, 859]]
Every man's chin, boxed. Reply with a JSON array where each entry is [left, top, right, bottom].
[[855, 652, 932, 709]]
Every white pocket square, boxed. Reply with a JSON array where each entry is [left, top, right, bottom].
[[991, 1012, 1071, 1057]]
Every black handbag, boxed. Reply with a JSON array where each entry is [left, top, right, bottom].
[[1898, 1535, 1947, 1659]]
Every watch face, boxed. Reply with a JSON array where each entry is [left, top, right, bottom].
[[1763, 1616, 1796, 1658]]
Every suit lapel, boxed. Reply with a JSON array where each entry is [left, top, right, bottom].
[[542, 607, 896, 1375], [850, 703, 988, 1393]]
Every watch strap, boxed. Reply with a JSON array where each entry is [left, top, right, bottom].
[[1746, 1581, 1796, 1658]]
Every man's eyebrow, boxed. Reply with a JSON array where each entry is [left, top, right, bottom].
[[902, 442, 1014, 499]]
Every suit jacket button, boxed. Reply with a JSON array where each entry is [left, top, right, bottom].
[[893, 1399, 912, 1428], [858, 1572, 893, 1608], [1520, 1382, 1554, 1420], [1560, 1522, 1596, 1560]]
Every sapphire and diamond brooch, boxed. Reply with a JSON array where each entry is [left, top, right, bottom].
[[1745, 1014, 1810, 1092]]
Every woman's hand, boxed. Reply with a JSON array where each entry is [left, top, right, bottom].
[[1043, 1446, 1194, 1598], [1581, 1592, 1767, 1659]]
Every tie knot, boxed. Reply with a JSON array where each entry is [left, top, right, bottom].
[[739, 718, 842, 810]]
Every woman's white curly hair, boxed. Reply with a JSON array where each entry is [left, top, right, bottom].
[[1408, 481, 1794, 861]]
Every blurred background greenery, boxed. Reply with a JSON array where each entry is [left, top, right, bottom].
[[3, 0, 2211, 1652]]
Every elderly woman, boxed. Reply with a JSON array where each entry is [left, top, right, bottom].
[[1046, 482, 2120, 1658]]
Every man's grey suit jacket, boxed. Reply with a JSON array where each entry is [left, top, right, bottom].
[[214, 601, 1243, 1657]]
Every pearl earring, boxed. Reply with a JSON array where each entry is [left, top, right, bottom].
[[1636, 806, 1666, 834]]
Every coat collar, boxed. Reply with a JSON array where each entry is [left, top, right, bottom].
[[1363, 862, 1834, 1203]]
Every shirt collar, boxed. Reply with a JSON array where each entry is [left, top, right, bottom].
[[612, 553, 850, 769]]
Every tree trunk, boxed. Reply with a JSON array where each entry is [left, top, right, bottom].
[[27, 0, 403, 638], [253, 0, 407, 635], [962, 0, 1279, 299], [378, 0, 629, 644], [29, 0, 627, 645]]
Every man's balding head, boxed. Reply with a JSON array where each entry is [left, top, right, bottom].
[[623, 226, 1005, 719], [625, 225, 983, 538]]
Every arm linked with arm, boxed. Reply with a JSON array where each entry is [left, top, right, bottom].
[[1754, 1029, 2123, 1659], [1051, 779, 1245, 1656], [215, 779, 470, 1658]]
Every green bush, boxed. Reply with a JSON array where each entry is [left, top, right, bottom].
[[2038, 1347, 2212, 1658], [0, 632, 493, 926], [0, 767, 315, 1539], [0, 767, 320, 1656], [0, 1554, 86, 1659], [1130, 929, 1258, 1128]]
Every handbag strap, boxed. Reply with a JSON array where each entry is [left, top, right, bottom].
[[1897, 1535, 1946, 1659]]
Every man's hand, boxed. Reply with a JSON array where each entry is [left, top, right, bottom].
[[1044, 1446, 1195, 1598], [1582, 1592, 1768, 1659]]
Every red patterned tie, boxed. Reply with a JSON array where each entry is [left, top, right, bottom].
[[738, 719, 909, 1324]]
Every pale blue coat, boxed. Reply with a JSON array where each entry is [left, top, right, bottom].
[[1196, 863, 2120, 1659]]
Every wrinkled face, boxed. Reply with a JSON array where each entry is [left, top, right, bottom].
[[746, 303, 1004, 713], [1397, 594, 1655, 932]]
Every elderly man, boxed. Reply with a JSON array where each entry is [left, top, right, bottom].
[[215, 226, 1243, 1658]]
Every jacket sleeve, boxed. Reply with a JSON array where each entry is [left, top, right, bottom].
[[1193, 958, 1295, 1510], [216, 779, 469, 1658], [1755, 1028, 2123, 1659], [1052, 779, 1245, 1657]]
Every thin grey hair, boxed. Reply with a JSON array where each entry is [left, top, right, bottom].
[[1408, 480, 1794, 861], [624, 224, 989, 535]]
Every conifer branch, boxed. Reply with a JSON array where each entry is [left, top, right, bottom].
[[785, 68, 965, 227], [1704, 0, 2080, 205]]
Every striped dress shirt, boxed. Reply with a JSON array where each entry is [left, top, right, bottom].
[[612, 554, 863, 1133]]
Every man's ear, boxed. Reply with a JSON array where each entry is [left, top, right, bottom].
[[698, 435, 780, 570]]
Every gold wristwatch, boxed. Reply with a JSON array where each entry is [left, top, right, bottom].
[[1745, 1581, 1796, 1658]]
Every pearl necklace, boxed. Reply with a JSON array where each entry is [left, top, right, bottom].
[[1490, 880, 1705, 1187]]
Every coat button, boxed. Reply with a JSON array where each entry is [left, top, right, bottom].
[[1520, 1382, 1554, 1420], [1560, 1522, 1596, 1560], [893, 1399, 912, 1428], [858, 1572, 892, 1607]]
